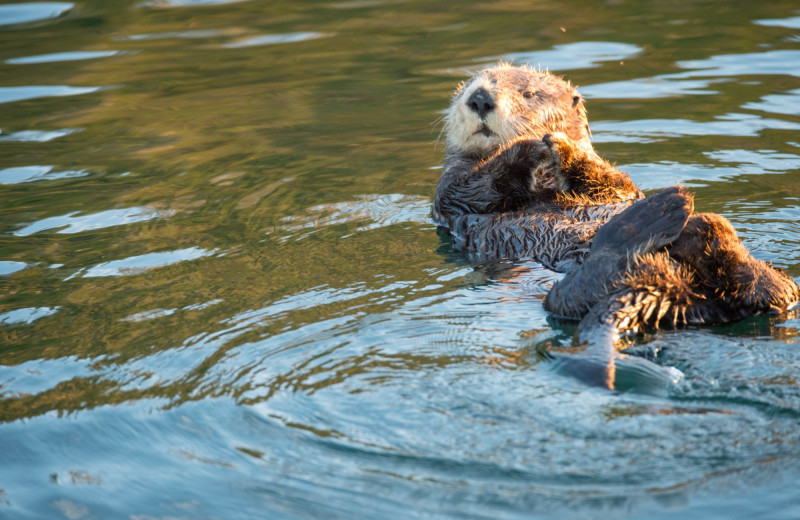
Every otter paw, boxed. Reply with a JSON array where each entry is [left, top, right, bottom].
[[542, 132, 582, 167], [504, 138, 563, 192]]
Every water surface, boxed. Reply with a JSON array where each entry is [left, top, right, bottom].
[[1, 1, 800, 518]]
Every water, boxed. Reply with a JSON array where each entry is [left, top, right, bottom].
[[1, 1, 800, 518]]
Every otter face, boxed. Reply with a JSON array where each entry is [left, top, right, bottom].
[[444, 64, 590, 157]]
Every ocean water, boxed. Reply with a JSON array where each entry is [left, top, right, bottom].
[[1, 1, 799, 518]]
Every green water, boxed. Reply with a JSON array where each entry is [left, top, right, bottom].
[[1, 1, 800, 518]]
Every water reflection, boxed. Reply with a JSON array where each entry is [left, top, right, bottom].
[[0, 2, 73, 27], [143, 0, 250, 7], [676, 49, 800, 78], [0, 85, 102, 104], [13, 207, 171, 236], [491, 41, 642, 71], [582, 77, 726, 99], [0, 165, 89, 184], [743, 88, 800, 115], [223, 32, 327, 48], [276, 194, 431, 241], [6, 51, 121, 65], [0, 261, 26, 276], [705, 149, 800, 173], [584, 49, 800, 99], [0, 128, 80, 142], [80, 247, 215, 278], [0, 306, 59, 325], [755, 16, 800, 29], [115, 29, 227, 41], [592, 113, 800, 144]]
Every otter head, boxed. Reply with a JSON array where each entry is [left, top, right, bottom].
[[444, 63, 591, 157]]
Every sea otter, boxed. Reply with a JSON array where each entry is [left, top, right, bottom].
[[433, 63, 799, 342], [433, 63, 643, 270]]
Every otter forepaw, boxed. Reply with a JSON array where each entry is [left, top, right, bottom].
[[494, 139, 560, 193], [542, 132, 579, 162], [541, 132, 582, 190], [504, 138, 563, 192]]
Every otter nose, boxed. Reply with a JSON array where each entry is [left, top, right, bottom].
[[466, 88, 495, 118]]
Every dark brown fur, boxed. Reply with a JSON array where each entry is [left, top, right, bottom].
[[433, 64, 642, 268], [434, 64, 799, 343], [544, 188, 800, 337]]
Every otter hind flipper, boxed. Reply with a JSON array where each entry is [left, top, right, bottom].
[[591, 186, 693, 257], [544, 188, 695, 320]]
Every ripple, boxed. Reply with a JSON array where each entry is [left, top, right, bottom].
[[0, 165, 89, 185], [115, 29, 226, 41], [591, 113, 800, 143], [661, 330, 800, 413], [754, 16, 800, 30], [140, 0, 247, 8], [0, 356, 94, 397], [581, 77, 726, 99], [222, 283, 379, 330], [0, 261, 27, 276], [742, 88, 800, 116], [182, 299, 223, 311], [0, 128, 80, 142], [491, 42, 642, 71], [330, 0, 409, 8], [6, 51, 120, 65], [621, 151, 800, 189], [584, 49, 800, 100], [0, 85, 102, 105], [223, 32, 326, 48], [0, 306, 60, 325], [0, 2, 73, 27], [621, 161, 742, 189], [675, 50, 800, 78], [120, 308, 178, 322], [276, 194, 431, 241], [80, 247, 215, 278], [705, 149, 800, 173], [142, 0, 249, 6], [13, 206, 171, 236]]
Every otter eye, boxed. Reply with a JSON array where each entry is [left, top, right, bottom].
[[522, 91, 535, 99]]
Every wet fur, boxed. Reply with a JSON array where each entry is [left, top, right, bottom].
[[545, 187, 800, 338], [434, 64, 642, 269], [434, 64, 799, 342]]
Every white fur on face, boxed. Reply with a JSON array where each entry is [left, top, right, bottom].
[[443, 65, 588, 157], [444, 73, 518, 156]]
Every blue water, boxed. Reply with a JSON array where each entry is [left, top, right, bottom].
[[1, 1, 800, 518]]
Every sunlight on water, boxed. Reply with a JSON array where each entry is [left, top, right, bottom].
[[0, 85, 102, 104], [223, 32, 326, 48], [0, 128, 81, 142], [0, 165, 89, 184], [79, 247, 215, 278], [0, 306, 60, 325], [0, 2, 73, 26], [592, 113, 800, 144], [13, 207, 171, 236], [276, 194, 431, 240], [743, 88, 800, 115], [492, 41, 642, 71], [0, 260, 27, 276], [6, 51, 121, 65]]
